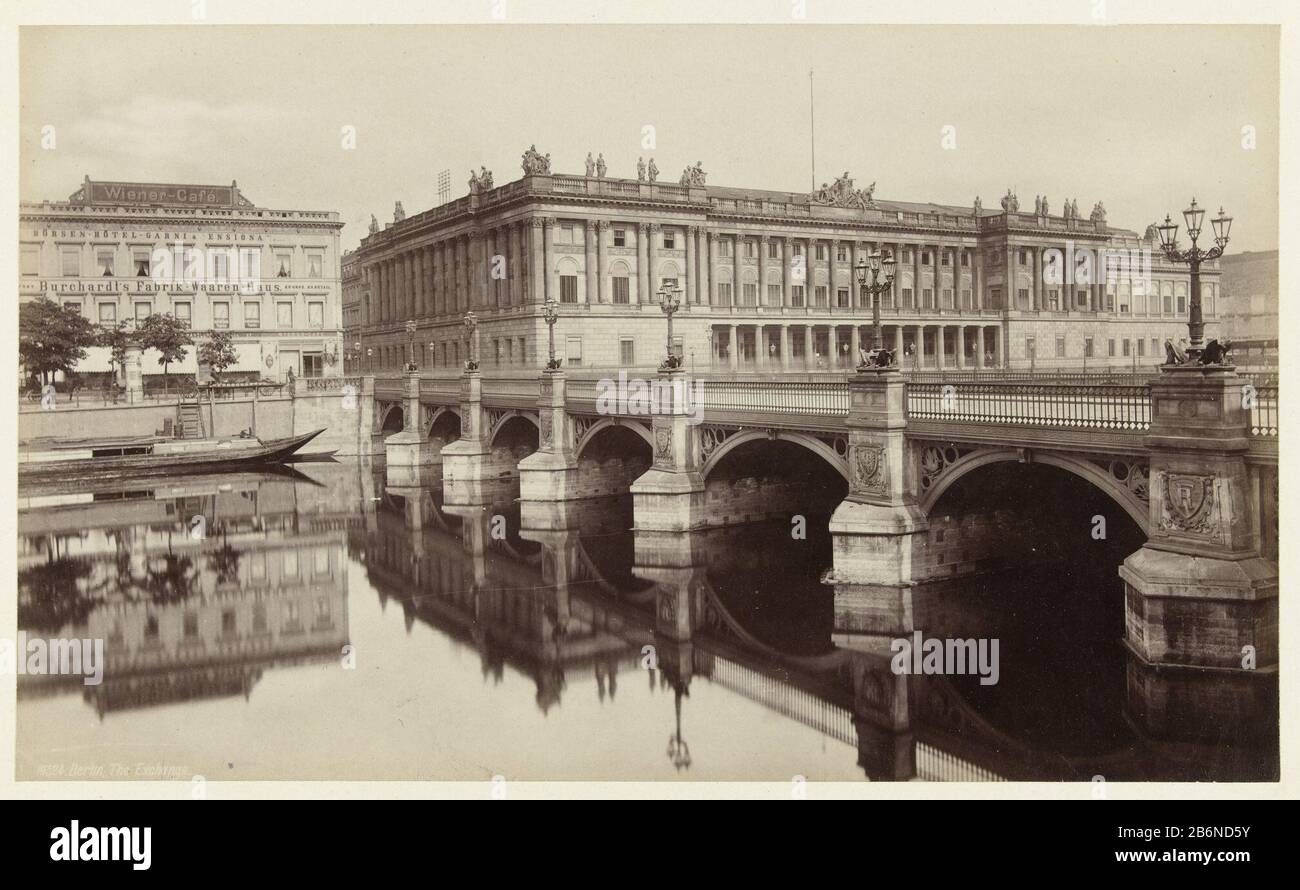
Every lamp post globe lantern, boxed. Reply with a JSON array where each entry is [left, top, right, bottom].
[[1154, 197, 1231, 364], [657, 282, 684, 370], [404, 319, 418, 370], [542, 297, 560, 369], [854, 248, 896, 367]]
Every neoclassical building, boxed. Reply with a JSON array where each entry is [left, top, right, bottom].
[[353, 158, 1218, 374], [19, 177, 345, 380]]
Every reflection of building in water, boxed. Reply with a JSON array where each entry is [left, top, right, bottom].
[[16, 470, 359, 716]]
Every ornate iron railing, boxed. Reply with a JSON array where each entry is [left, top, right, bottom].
[[698, 379, 850, 417], [1250, 385, 1278, 437], [906, 382, 1152, 431]]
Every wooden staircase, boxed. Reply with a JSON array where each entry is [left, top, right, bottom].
[[175, 399, 206, 439]]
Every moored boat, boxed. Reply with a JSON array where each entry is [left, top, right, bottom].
[[18, 428, 326, 483]]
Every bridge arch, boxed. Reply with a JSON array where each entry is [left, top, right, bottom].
[[701, 428, 849, 483], [917, 446, 1149, 535], [424, 406, 461, 442], [574, 417, 653, 458], [378, 403, 404, 435], [488, 410, 540, 445]]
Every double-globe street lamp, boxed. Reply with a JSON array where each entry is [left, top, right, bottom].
[[657, 282, 684, 371], [1154, 198, 1232, 364], [542, 297, 561, 370], [462, 311, 479, 370], [404, 319, 418, 371], [853, 249, 897, 368]]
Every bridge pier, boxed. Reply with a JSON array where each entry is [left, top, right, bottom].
[[630, 369, 708, 532], [439, 370, 498, 505], [518, 369, 581, 512], [828, 368, 929, 636], [1119, 364, 1277, 739], [383, 369, 438, 467]]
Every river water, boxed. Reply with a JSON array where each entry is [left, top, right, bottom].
[[15, 458, 1277, 783]]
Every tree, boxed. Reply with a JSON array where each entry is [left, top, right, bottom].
[[136, 312, 192, 390], [18, 297, 97, 387], [197, 330, 239, 382], [97, 320, 134, 387]]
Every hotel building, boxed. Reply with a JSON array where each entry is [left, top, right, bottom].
[[19, 177, 345, 381], [353, 157, 1219, 374]]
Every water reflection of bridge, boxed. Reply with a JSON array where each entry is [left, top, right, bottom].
[[365, 476, 1206, 781]]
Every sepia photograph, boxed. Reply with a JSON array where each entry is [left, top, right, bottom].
[[0, 1, 1293, 828]]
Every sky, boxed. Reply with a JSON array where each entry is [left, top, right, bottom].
[[18, 24, 1280, 253]]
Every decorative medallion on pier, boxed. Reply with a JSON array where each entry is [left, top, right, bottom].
[[851, 444, 887, 494], [1159, 472, 1217, 536], [461, 412, 473, 437], [539, 412, 553, 448], [653, 424, 674, 467]]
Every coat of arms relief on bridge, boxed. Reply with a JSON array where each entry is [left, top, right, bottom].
[[851, 444, 888, 495], [653, 423, 674, 467], [1157, 472, 1219, 537]]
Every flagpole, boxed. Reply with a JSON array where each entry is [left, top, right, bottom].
[[809, 68, 816, 193]]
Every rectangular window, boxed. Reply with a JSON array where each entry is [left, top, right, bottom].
[[21, 245, 39, 276], [565, 336, 582, 367], [212, 252, 229, 280], [663, 231, 675, 250], [619, 337, 635, 365], [274, 251, 293, 277], [277, 302, 293, 327], [133, 250, 151, 277], [791, 285, 805, 308], [940, 250, 950, 266], [560, 275, 578, 303], [768, 240, 780, 259], [922, 288, 933, 307], [837, 287, 850, 308], [560, 224, 574, 245], [942, 288, 954, 307], [742, 282, 758, 305], [244, 302, 261, 328], [306, 252, 323, 279], [174, 302, 192, 327], [792, 243, 803, 257], [213, 302, 230, 329], [1084, 337, 1094, 358], [815, 244, 826, 261], [922, 251, 931, 266], [1122, 339, 1131, 357], [960, 252, 970, 267], [239, 247, 259, 280], [836, 245, 848, 262], [745, 240, 756, 258], [308, 302, 324, 328], [1107, 339, 1116, 357], [1137, 339, 1146, 357], [720, 239, 733, 258], [134, 302, 151, 322], [98, 303, 117, 324], [1176, 295, 1186, 314], [613, 228, 626, 247], [1077, 289, 1088, 308], [61, 247, 81, 277], [92, 248, 114, 277], [718, 282, 733, 304], [901, 287, 914, 308], [814, 285, 828, 307], [1018, 287, 1029, 305], [961, 288, 972, 308], [1025, 337, 1037, 359], [767, 283, 782, 306], [612, 276, 630, 304], [1018, 249, 1027, 265], [1055, 336, 1066, 357], [1048, 288, 1059, 310]]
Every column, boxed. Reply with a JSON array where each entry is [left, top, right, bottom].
[[686, 226, 696, 301], [827, 239, 837, 310], [850, 325, 861, 364], [729, 324, 738, 370], [647, 223, 660, 299], [700, 231, 712, 306], [460, 236, 471, 311], [581, 221, 596, 304], [543, 217, 556, 303], [893, 325, 903, 358], [993, 328, 1003, 367], [758, 236, 769, 308], [781, 326, 791, 370], [415, 249, 426, 317], [478, 229, 490, 309], [1031, 248, 1042, 310], [596, 220, 609, 303], [975, 329, 985, 368], [911, 245, 921, 310], [913, 324, 924, 368], [637, 223, 650, 303], [936, 326, 946, 370], [530, 220, 546, 304], [704, 232, 716, 305], [804, 325, 813, 369], [955, 326, 966, 369], [973, 246, 984, 310]]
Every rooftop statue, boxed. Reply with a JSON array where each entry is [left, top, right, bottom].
[[812, 172, 875, 209], [1000, 189, 1019, 212], [522, 144, 552, 175], [393, 201, 405, 222]]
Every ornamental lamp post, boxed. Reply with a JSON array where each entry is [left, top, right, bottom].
[[657, 282, 684, 370], [404, 319, 417, 371], [854, 249, 897, 367], [542, 297, 560, 370], [353, 341, 361, 373], [462, 311, 478, 370], [1154, 198, 1232, 364]]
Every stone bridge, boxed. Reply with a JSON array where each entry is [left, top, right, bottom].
[[367, 363, 1278, 739]]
